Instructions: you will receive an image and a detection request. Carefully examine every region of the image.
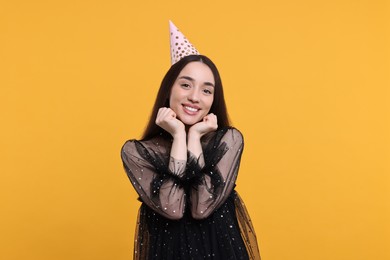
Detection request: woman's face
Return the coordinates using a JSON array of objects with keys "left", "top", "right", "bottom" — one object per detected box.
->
[{"left": 169, "top": 61, "right": 215, "bottom": 126}]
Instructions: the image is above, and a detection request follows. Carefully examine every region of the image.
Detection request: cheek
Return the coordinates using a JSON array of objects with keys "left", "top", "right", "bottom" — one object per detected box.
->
[
  {"left": 169, "top": 87, "right": 182, "bottom": 105},
  {"left": 205, "top": 97, "right": 214, "bottom": 112},
  {"left": 168, "top": 91, "right": 177, "bottom": 107},
  {"left": 169, "top": 93, "right": 182, "bottom": 112}
]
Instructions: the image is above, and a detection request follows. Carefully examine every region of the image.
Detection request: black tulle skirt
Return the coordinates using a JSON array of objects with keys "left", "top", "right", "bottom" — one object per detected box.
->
[{"left": 134, "top": 191, "right": 260, "bottom": 260}]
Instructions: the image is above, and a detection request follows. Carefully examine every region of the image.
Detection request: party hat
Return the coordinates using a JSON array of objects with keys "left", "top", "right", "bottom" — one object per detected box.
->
[{"left": 169, "top": 20, "right": 200, "bottom": 65}]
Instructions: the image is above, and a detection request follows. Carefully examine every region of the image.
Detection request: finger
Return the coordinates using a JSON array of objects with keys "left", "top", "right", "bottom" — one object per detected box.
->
[
  {"left": 157, "top": 107, "right": 169, "bottom": 117},
  {"left": 162, "top": 108, "right": 176, "bottom": 120},
  {"left": 156, "top": 107, "right": 172, "bottom": 124},
  {"left": 156, "top": 108, "right": 165, "bottom": 123},
  {"left": 157, "top": 107, "right": 164, "bottom": 117},
  {"left": 204, "top": 114, "right": 216, "bottom": 122},
  {"left": 211, "top": 114, "right": 218, "bottom": 123},
  {"left": 205, "top": 113, "right": 216, "bottom": 120},
  {"left": 157, "top": 107, "right": 169, "bottom": 120}
]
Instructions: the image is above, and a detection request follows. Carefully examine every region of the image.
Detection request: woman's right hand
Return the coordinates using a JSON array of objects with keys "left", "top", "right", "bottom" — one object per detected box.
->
[{"left": 155, "top": 107, "right": 185, "bottom": 137}]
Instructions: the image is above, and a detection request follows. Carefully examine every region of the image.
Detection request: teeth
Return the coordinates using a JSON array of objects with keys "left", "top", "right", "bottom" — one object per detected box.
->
[{"left": 184, "top": 106, "right": 198, "bottom": 112}]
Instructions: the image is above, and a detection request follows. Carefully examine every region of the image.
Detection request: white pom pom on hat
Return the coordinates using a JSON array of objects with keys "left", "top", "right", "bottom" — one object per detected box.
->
[{"left": 169, "top": 20, "right": 200, "bottom": 65}]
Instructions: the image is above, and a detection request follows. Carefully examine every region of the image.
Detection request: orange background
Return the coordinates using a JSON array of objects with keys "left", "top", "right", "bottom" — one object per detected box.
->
[{"left": 1, "top": 0, "right": 389, "bottom": 259}]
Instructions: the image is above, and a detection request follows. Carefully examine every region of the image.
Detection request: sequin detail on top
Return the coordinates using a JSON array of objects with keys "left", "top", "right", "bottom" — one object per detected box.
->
[
  {"left": 135, "top": 191, "right": 259, "bottom": 259},
  {"left": 121, "top": 127, "right": 261, "bottom": 259},
  {"left": 169, "top": 20, "right": 200, "bottom": 65}
]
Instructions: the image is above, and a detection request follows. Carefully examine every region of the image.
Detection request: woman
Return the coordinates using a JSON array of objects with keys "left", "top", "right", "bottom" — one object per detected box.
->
[{"left": 121, "top": 22, "right": 260, "bottom": 260}]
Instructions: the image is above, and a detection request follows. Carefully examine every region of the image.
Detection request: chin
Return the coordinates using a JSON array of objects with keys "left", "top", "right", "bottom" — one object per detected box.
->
[
  {"left": 181, "top": 120, "right": 199, "bottom": 126},
  {"left": 178, "top": 116, "right": 202, "bottom": 126}
]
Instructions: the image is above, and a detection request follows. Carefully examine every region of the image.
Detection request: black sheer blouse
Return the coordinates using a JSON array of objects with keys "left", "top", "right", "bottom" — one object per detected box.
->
[{"left": 121, "top": 127, "right": 260, "bottom": 259}]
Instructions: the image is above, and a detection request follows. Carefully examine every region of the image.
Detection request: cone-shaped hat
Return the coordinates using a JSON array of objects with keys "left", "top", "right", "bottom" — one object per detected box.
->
[{"left": 169, "top": 21, "right": 200, "bottom": 65}]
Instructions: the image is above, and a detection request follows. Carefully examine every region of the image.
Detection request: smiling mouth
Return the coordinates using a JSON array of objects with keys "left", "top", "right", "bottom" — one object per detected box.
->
[
  {"left": 182, "top": 104, "right": 200, "bottom": 114},
  {"left": 184, "top": 106, "right": 199, "bottom": 112}
]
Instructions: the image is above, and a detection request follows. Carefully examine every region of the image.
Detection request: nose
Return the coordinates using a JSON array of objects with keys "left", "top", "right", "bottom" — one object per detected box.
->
[{"left": 188, "top": 89, "right": 200, "bottom": 103}]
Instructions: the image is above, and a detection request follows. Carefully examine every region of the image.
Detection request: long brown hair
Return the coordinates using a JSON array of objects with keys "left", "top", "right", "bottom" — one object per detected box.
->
[{"left": 142, "top": 55, "right": 230, "bottom": 140}]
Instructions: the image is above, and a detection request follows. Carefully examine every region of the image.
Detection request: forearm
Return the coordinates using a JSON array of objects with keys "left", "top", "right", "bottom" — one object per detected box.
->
[
  {"left": 159, "top": 132, "right": 188, "bottom": 218},
  {"left": 189, "top": 128, "right": 244, "bottom": 219},
  {"left": 158, "top": 179, "right": 186, "bottom": 219},
  {"left": 171, "top": 131, "right": 187, "bottom": 160},
  {"left": 191, "top": 175, "right": 216, "bottom": 219},
  {"left": 169, "top": 131, "right": 187, "bottom": 175},
  {"left": 187, "top": 131, "right": 215, "bottom": 218},
  {"left": 187, "top": 130, "right": 205, "bottom": 167}
]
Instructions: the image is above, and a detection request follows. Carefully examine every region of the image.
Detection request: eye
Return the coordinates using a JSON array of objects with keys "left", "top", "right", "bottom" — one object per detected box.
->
[
  {"left": 181, "top": 83, "right": 191, "bottom": 89},
  {"left": 203, "top": 88, "right": 213, "bottom": 95}
]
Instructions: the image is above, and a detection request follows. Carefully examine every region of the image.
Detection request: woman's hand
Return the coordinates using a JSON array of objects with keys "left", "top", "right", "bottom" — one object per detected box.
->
[
  {"left": 188, "top": 113, "right": 218, "bottom": 139},
  {"left": 155, "top": 107, "right": 185, "bottom": 137}
]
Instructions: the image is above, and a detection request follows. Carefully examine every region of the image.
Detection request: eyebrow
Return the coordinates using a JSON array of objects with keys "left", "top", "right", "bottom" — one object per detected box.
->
[{"left": 178, "top": 76, "right": 215, "bottom": 87}]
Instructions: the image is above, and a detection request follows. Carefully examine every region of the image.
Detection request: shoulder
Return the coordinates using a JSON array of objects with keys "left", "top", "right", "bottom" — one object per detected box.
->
[
  {"left": 121, "top": 139, "right": 140, "bottom": 160},
  {"left": 225, "top": 127, "right": 243, "bottom": 140},
  {"left": 218, "top": 127, "right": 244, "bottom": 145},
  {"left": 202, "top": 127, "right": 244, "bottom": 151},
  {"left": 120, "top": 139, "right": 153, "bottom": 166},
  {"left": 121, "top": 139, "right": 138, "bottom": 153},
  {"left": 121, "top": 136, "right": 171, "bottom": 155}
]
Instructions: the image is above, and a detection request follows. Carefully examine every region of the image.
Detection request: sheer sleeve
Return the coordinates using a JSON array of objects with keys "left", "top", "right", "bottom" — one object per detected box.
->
[
  {"left": 190, "top": 127, "right": 244, "bottom": 219},
  {"left": 121, "top": 139, "right": 186, "bottom": 220}
]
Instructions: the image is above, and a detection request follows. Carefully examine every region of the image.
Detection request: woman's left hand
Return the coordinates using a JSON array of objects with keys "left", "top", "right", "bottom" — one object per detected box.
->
[{"left": 188, "top": 113, "right": 218, "bottom": 138}]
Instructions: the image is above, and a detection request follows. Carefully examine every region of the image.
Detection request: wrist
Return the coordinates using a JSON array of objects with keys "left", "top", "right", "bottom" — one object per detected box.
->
[
  {"left": 172, "top": 129, "right": 186, "bottom": 140},
  {"left": 187, "top": 129, "right": 202, "bottom": 141}
]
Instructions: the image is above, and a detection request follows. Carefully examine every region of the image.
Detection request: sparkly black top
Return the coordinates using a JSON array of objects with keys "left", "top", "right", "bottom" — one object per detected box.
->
[{"left": 121, "top": 127, "right": 260, "bottom": 260}]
